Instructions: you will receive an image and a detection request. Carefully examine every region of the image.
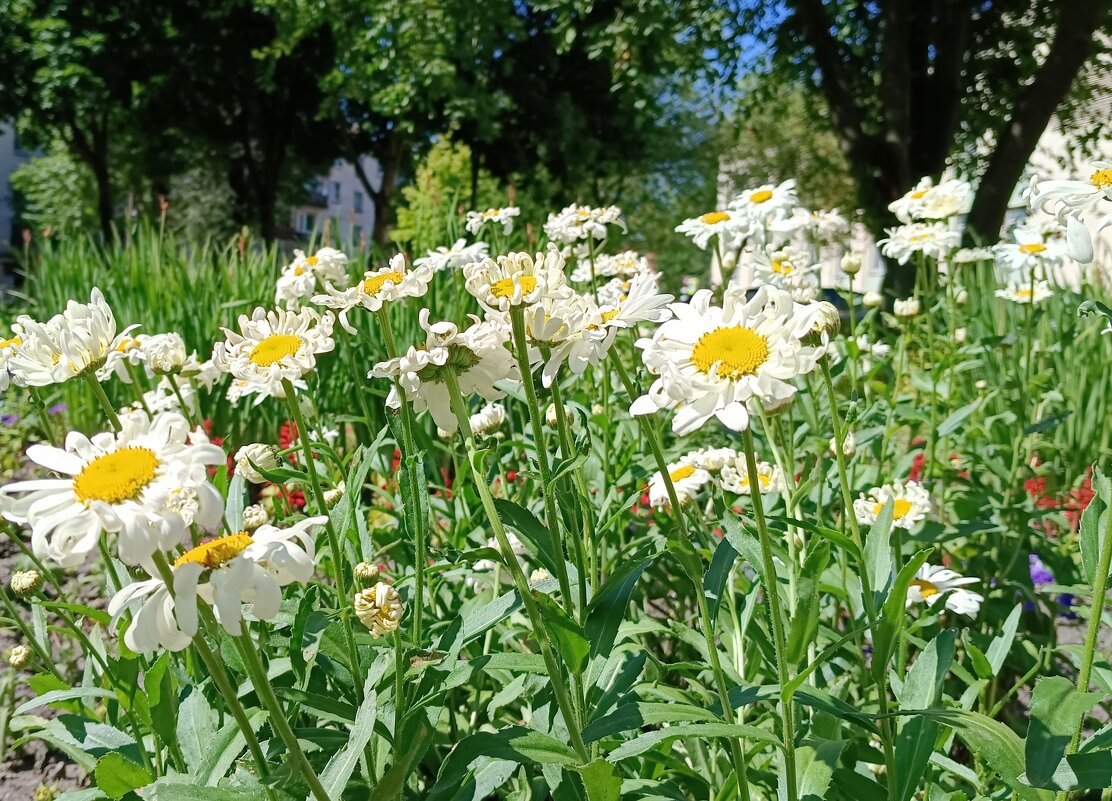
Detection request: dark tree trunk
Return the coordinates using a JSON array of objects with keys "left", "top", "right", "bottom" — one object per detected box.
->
[
  {"left": 91, "top": 151, "right": 114, "bottom": 242},
  {"left": 67, "top": 115, "right": 114, "bottom": 241},
  {"left": 965, "top": 0, "right": 1108, "bottom": 244},
  {"left": 371, "top": 133, "right": 405, "bottom": 246}
]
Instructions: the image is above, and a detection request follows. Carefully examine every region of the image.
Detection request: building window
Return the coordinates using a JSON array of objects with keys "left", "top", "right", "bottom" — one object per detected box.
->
[
  {"left": 354, "top": 191, "right": 364, "bottom": 214},
  {"left": 353, "top": 225, "right": 363, "bottom": 245},
  {"left": 332, "top": 181, "right": 341, "bottom": 203},
  {"left": 297, "top": 212, "right": 316, "bottom": 234}
]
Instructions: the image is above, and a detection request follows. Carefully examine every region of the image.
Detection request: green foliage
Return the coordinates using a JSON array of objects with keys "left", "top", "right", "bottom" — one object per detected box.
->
[{"left": 9, "top": 143, "right": 99, "bottom": 233}]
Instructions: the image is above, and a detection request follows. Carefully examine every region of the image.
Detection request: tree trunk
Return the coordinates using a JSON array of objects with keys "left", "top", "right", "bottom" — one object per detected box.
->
[
  {"left": 91, "top": 152, "right": 114, "bottom": 242},
  {"left": 965, "top": 0, "right": 1108, "bottom": 244},
  {"left": 372, "top": 134, "right": 405, "bottom": 245}
]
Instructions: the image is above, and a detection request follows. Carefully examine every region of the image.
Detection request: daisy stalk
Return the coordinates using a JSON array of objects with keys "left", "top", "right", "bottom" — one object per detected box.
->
[
  {"left": 442, "top": 366, "right": 590, "bottom": 764},
  {"left": 84, "top": 372, "right": 122, "bottom": 432},
  {"left": 818, "top": 358, "right": 898, "bottom": 785},
  {"left": 610, "top": 353, "right": 752, "bottom": 801},
  {"left": 507, "top": 306, "right": 576, "bottom": 614},
  {"left": 280, "top": 377, "right": 364, "bottom": 704}
]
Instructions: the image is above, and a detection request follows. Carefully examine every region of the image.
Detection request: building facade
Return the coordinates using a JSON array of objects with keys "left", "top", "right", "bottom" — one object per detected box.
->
[{"left": 289, "top": 156, "right": 382, "bottom": 248}]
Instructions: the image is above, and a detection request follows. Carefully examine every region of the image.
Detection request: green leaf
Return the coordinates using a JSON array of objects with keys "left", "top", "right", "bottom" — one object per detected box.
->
[
  {"left": 144, "top": 653, "right": 177, "bottom": 753},
  {"left": 797, "top": 739, "right": 845, "bottom": 801},
  {"left": 1024, "top": 676, "right": 1100, "bottom": 787},
  {"left": 176, "top": 687, "right": 216, "bottom": 776},
  {"left": 571, "top": 759, "right": 622, "bottom": 801},
  {"left": 863, "top": 500, "right": 895, "bottom": 595},
  {"left": 37, "top": 601, "right": 112, "bottom": 628},
  {"left": 704, "top": 538, "right": 738, "bottom": 620},
  {"left": 94, "top": 753, "right": 152, "bottom": 799},
  {"left": 920, "top": 709, "right": 1052, "bottom": 801},
  {"left": 936, "top": 400, "right": 980, "bottom": 437},
  {"left": 138, "top": 780, "right": 266, "bottom": 801},
  {"left": 893, "top": 629, "right": 955, "bottom": 801},
  {"left": 722, "top": 516, "right": 764, "bottom": 583},
  {"left": 534, "top": 592, "right": 590, "bottom": 676},
  {"left": 584, "top": 542, "right": 658, "bottom": 662},
  {"left": 493, "top": 498, "right": 561, "bottom": 577},
  {"left": 1080, "top": 469, "right": 1110, "bottom": 585},
  {"left": 1033, "top": 750, "right": 1112, "bottom": 790},
  {"left": 606, "top": 722, "right": 778, "bottom": 761},
  {"left": 987, "top": 604, "right": 1023, "bottom": 674},
  {"left": 874, "top": 549, "right": 931, "bottom": 677},
  {"left": 583, "top": 702, "right": 719, "bottom": 743},
  {"left": 318, "top": 682, "right": 378, "bottom": 801},
  {"left": 787, "top": 541, "right": 829, "bottom": 665},
  {"left": 14, "top": 688, "right": 115, "bottom": 716}
]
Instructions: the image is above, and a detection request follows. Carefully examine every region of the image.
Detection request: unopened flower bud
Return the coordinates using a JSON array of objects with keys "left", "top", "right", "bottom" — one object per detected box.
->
[
  {"left": 324, "top": 481, "right": 345, "bottom": 508},
  {"left": 894, "top": 297, "right": 920, "bottom": 318},
  {"left": 234, "top": 444, "right": 281, "bottom": 484},
  {"left": 955, "top": 287, "right": 969, "bottom": 306},
  {"left": 354, "top": 561, "right": 379, "bottom": 582},
  {"left": 354, "top": 582, "right": 403, "bottom": 637},
  {"left": 242, "top": 504, "right": 268, "bottom": 531},
  {"left": 955, "top": 327, "right": 967, "bottom": 344},
  {"left": 545, "top": 403, "right": 572, "bottom": 427},
  {"left": 975, "top": 379, "right": 988, "bottom": 390},
  {"left": 722, "top": 250, "right": 738, "bottom": 271},
  {"left": 863, "top": 291, "right": 884, "bottom": 309},
  {"left": 8, "top": 644, "right": 32, "bottom": 669},
  {"left": 761, "top": 395, "right": 795, "bottom": 417},
  {"left": 11, "top": 570, "right": 43, "bottom": 597},
  {"left": 840, "top": 252, "right": 862, "bottom": 276},
  {"left": 812, "top": 301, "right": 841, "bottom": 337},
  {"left": 529, "top": 568, "right": 552, "bottom": 584}
]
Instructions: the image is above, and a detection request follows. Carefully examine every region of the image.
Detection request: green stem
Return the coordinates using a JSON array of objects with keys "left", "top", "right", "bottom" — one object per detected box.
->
[
  {"left": 610, "top": 354, "right": 752, "bottom": 801},
  {"left": 444, "top": 368, "right": 589, "bottom": 762},
  {"left": 281, "top": 379, "right": 364, "bottom": 704},
  {"left": 84, "top": 374, "right": 121, "bottom": 432},
  {"left": 27, "top": 387, "right": 56, "bottom": 446},
  {"left": 507, "top": 308, "right": 575, "bottom": 614},
  {"left": 167, "top": 378, "right": 195, "bottom": 429},
  {"left": 548, "top": 375, "right": 593, "bottom": 611},
  {"left": 740, "top": 429, "right": 797, "bottom": 801}
]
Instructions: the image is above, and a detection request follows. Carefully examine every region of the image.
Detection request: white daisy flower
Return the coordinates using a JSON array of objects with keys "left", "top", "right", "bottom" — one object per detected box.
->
[
  {"left": 994, "top": 281, "right": 1054, "bottom": 305},
  {"left": 311, "top": 254, "right": 433, "bottom": 334},
  {"left": 729, "top": 180, "right": 799, "bottom": 224},
  {"left": 369, "top": 310, "right": 518, "bottom": 433},
  {"left": 0, "top": 412, "right": 226, "bottom": 568},
  {"left": 108, "top": 517, "right": 325, "bottom": 652},
  {"left": 752, "top": 245, "right": 820, "bottom": 288},
  {"left": 630, "top": 286, "right": 826, "bottom": 435},
  {"left": 648, "top": 460, "right": 710, "bottom": 506},
  {"left": 212, "top": 306, "right": 335, "bottom": 399},
  {"left": 234, "top": 443, "right": 281, "bottom": 484},
  {"left": 275, "top": 263, "right": 319, "bottom": 309},
  {"left": 9, "top": 288, "right": 137, "bottom": 387},
  {"left": 853, "top": 480, "right": 931, "bottom": 530},
  {"left": 414, "top": 238, "right": 489, "bottom": 272},
  {"left": 275, "top": 249, "right": 349, "bottom": 309},
  {"left": 543, "top": 204, "right": 626, "bottom": 243},
  {"left": 517, "top": 291, "right": 607, "bottom": 388},
  {"left": 906, "top": 563, "right": 983, "bottom": 617},
  {"left": 463, "top": 246, "right": 569, "bottom": 312},
  {"left": 951, "top": 247, "right": 995, "bottom": 264},
  {"left": 994, "top": 226, "right": 1064, "bottom": 279},
  {"left": 687, "top": 447, "right": 738, "bottom": 472},
  {"left": 675, "top": 210, "right": 752, "bottom": 251},
  {"left": 893, "top": 297, "right": 921, "bottom": 318},
  {"left": 1028, "top": 164, "right": 1112, "bottom": 263},
  {"left": 888, "top": 178, "right": 972, "bottom": 224},
  {"left": 0, "top": 330, "right": 23, "bottom": 391},
  {"left": 598, "top": 269, "right": 674, "bottom": 332},
  {"left": 354, "top": 582, "right": 404, "bottom": 637},
  {"left": 878, "top": 222, "right": 960, "bottom": 264},
  {"left": 770, "top": 207, "right": 850, "bottom": 242},
  {"left": 569, "top": 250, "right": 647, "bottom": 283},
  {"left": 718, "top": 457, "right": 783, "bottom": 495},
  {"left": 465, "top": 207, "right": 520, "bottom": 235},
  {"left": 469, "top": 403, "right": 506, "bottom": 436}
]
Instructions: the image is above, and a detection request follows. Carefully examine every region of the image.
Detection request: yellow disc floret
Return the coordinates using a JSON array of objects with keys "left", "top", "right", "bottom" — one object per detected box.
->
[
  {"left": 248, "top": 334, "right": 302, "bottom": 367},
  {"left": 691, "top": 326, "right": 769, "bottom": 379},
  {"left": 174, "top": 532, "right": 254, "bottom": 570},
  {"left": 73, "top": 448, "right": 159, "bottom": 505}
]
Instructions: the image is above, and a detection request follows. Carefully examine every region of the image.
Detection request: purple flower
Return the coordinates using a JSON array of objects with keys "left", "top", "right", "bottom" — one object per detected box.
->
[
  {"left": 48, "top": 403, "right": 67, "bottom": 415},
  {"left": 1029, "top": 553, "right": 1055, "bottom": 586},
  {"left": 1, "top": 414, "right": 19, "bottom": 426}
]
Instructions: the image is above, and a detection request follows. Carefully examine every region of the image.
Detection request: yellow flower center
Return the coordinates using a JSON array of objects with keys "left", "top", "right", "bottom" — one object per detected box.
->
[
  {"left": 174, "top": 532, "right": 253, "bottom": 570},
  {"left": 490, "top": 275, "right": 537, "bottom": 299},
  {"left": 1090, "top": 169, "right": 1112, "bottom": 189},
  {"left": 115, "top": 338, "right": 140, "bottom": 352},
  {"left": 749, "top": 190, "right": 773, "bottom": 204},
  {"left": 771, "top": 260, "right": 793, "bottom": 275},
  {"left": 306, "top": 255, "right": 319, "bottom": 266},
  {"left": 362, "top": 271, "right": 405, "bottom": 295},
  {"left": 910, "top": 578, "right": 940, "bottom": 599},
  {"left": 73, "top": 447, "right": 159, "bottom": 505},
  {"left": 1018, "top": 243, "right": 1047, "bottom": 255},
  {"left": 0, "top": 336, "right": 21, "bottom": 349},
  {"left": 248, "top": 334, "right": 302, "bottom": 367},
  {"left": 483, "top": 208, "right": 501, "bottom": 218},
  {"left": 700, "top": 211, "right": 731, "bottom": 224},
  {"left": 742, "top": 473, "right": 772, "bottom": 490},
  {"left": 293, "top": 266, "right": 304, "bottom": 276},
  {"left": 669, "top": 465, "right": 696, "bottom": 482},
  {"left": 600, "top": 308, "right": 620, "bottom": 323},
  {"left": 910, "top": 189, "right": 930, "bottom": 199},
  {"left": 1016, "top": 288, "right": 1035, "bottom": 300},
  {"left": 691, "top": 326, "right": 769, "bottom": 379},
  {"left": 872, "top": 498, "right": 913, "bottom": 519}
]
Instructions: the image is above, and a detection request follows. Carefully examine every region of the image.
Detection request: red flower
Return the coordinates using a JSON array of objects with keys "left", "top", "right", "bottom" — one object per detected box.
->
[{"left": 506, "top": 470, "right": 518, "bottom": 482}]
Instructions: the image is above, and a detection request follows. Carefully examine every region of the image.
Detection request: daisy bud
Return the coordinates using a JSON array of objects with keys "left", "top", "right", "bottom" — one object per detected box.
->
[
  {"left": 955, "top": 327, "right": 967, "bottom": 344},
  {"left": 828, "top": 432, "right": 856, "bottom": 458},
  {"left": 324, "top": 481, "right": 346, "bottom": 508},
  {"left": 761, "top": 395, "right": 795, "bottom": 417},
  {"left": 955, "top": 287, "right": 969, "bottom": 306},
  {"left": 894, "top": 297, "right": 920, "bottom": 318},
  {"left": 11, "top": 569, "right": 43, "bottom": 597},
  {"left": 354, "top": 582, "right": 404, "bottom": 637},
  {"left": 722, "top": 251, "right": 738, "bottom": 271},
  {"left": 975, "top": 379, "right": 988, "bottom": 390},
  {"left": 811, "top": 301, "right": 841, "bottom": 338},
  {"left": 545, "top": 403, "right": 572, "bottom": 427},
  {"left": 529, "top": 567, "right": 552, "bottom": 584},
  {"left": 242, "top": 503, "right": 268, "bottom": 531},
  {"left": 354, "top": 561, "right": 379, "bottom": 582},
  {"left": 8, "top": 644, "right": 32, "bottom": 669},
  {"left": 840, "top": 252, "right": 862, "bottom": 276},
  {"left": 34, "top": 784, "right": 60, "bottom": 801},
  {"left": 234, "top": 443, "right": 281, "bottom": 484},
  {"left": 863, "top": 291, "right": 884, "bottom": 309}
]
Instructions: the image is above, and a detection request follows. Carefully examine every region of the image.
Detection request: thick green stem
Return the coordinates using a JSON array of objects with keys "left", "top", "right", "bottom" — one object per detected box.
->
[
  {"left": 610, "top": 354, "right": 752, "bottom": 801},
  {"left": 84, "top": 374, "right": 121, "bottom": 432},
  {"left": 443, "top": 368, "right": 589, "bottom": 763},
  {"left": 507, "top": 308, "right": 575, "bottom": 614},
  {"left": 548, "top": 375, "right": 593, "bottom": 611},
  {"left": 281, "top": 379, "right": 364, "bottom": 703}
]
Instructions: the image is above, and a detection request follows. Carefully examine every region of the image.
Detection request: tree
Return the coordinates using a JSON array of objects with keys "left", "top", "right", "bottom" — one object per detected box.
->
[
  {"left": 0, "top": 0, "right": 165, "bottom": 239},
  {"left": 748, "top": 0, "right": 1110, "bottom": 261}
]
